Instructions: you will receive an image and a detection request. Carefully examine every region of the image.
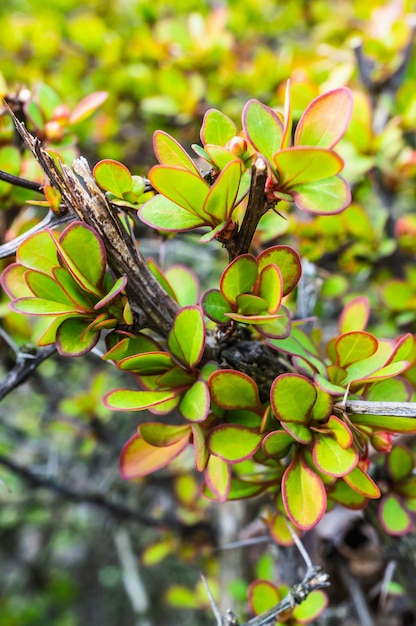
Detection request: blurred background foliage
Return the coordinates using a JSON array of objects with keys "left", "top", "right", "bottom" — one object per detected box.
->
[{"left": 0, "top": 0, "right": 416, "bottom": 624}]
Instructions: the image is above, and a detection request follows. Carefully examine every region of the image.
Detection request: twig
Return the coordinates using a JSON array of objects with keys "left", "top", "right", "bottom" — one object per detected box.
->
[
  {"left": 225, "top": 156, "right": 269, "bottom": 261},
  {"left": 0, "top": 168, "right": 44, "bottom": 193},
  {"left": 0, "top": 210, "right": 73, "bottom": 258},
  {"left": 0, "top": 344, "right": 56, "bottom": 402},
  {"left": 336, "top": 552, "right": 375, "bottom": 626},
  {"left": 341, "top": 400, "right": 416, "bottom": 418},
  {"left": 0, "top": 453, "right": 170, "bottom": 527}
]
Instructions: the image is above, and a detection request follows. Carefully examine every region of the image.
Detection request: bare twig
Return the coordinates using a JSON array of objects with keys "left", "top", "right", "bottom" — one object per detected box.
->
[
  {"left": 0, "top": 344, "right": 56, "bottom": 402},
  {"left": 0, "top": 168, "right": 44, "bottom": 193},
  {"left": 0, "top": 210, "right": 73, "bottom": 259},
  {"left": 342, "top": 400, "right": 416, "bottom": 418}
]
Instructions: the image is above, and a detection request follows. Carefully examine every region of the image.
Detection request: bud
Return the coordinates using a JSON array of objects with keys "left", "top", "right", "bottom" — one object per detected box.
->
[
  {"left": 52, "top": 104, "right": 71, "bottom": 122},
  {"left": 371, "top": 431, "right": 393, "bottom": 453},
  {"left": 44, "top": 120, "right": 64, "bottom": 142},
  {"left": 226, "top": 136, "right": 247, "bottom": 157}
]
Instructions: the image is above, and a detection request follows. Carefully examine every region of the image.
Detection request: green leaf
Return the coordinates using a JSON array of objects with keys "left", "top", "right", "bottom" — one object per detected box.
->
[
  {"left": 24, "top": 270, "right": 78, "bottom": 306},
  {"left": 262, "top": 430, "right": 294, "bottom": 457},
  {"left": 379, "top": 494, "right": 413, "bottom": 535},
  {"left": 1, "top": 263, "right": 34, "bottom": 299},
  {"left": 119, "top": 433, "right": 189, "bottom": 479},
  {"left": 192, "top": 424, "right": 209, "bottom": 472},
  {"left": 208, "top": 425, "right": 262, "bottom": 463},
  {"left": 292, "top": 590, "right": 328, "bottom": 622},
  {"left": 328, "top": 480, "right": 368, "bottom": 509},
  {"left": 256, "top": 309, "right": 292, "bottom": 339},
  {"left": 257, "top": 245, "right": 301, "bottom": 296},
  {"left": 36, "top": 82, "right": 61, "bottom": 119},
  {"left": 168, "top": 305, "right": 205, "bottom": 369},
  {"left": 248, "top": 580, "right": 280, "bottom": 616},
  {"left": 93, "top": 159, "right": 132, "bottom": 197},
  {"left": 139, "top": 423, "right": 191, "bottom": 447},
  {"left": 282, "top": 454, "right": 327, "bottom": 530},
  {"left": 294, "top": 87, "right": 353, "bottom": 148},
  {"left": 226, "top": 478, "right": 267, "bottom": 500},
  {"left": 258, "top": 264, "right": 282, "bottom": 313},
  {"left": 201, "top": 289, "right": 232, "bottom": 323},
  {"left": 335, "top": 331, "right": 378, "bottom": 368},
  {"left": 56, "top": 317, "right": 100, "bottom": 356},
  {"left": 52, "top": 267, "right": 94, "bottom": 310},
  {"left": 69, "top": 91, "right": 108, "bottom": 124},
  {"left": 281, "top": 421, "right": 313, "bottom": 444},
  {"left": 220, "top": 254, "right": 258, "bottom": 306},
  {"left": 56, "top": 221, "right": 106, "bottom": 295},
  {"left": 290, "top": 175, "right": 351, "bottom": 215},
  {"left": 339, "top": 296, "right": 370, "bottom": 333},
  {"left": 118, "top": 351, "right": 173, "bottom": 374},
  {"left": 387, "top": 445, "right": 414, "bottom": 482},
  {"left": 236, "top": 294, "right": 269, "bottom": 316},
  {"left": 0, "top": 146, "right": 20, "bottom": 196},
  {"left": 209, "top": 370, "right": 261, "bottom": 411},
  {"left": 139, "top": 194, "right": 206, "bottom": 232},
  {"left": 104, "top": 388, "right": 178, "bottom": 411},
  {"left": 179, "top": 380, "right": 210, "bottom": 422},
  {"left": 149, "top": 165, "right": 209, "bottom": 218},
  {"left": 153, "top": 130, "right": 200, "bottom": 174},
  {"left": 200, "top": 108, "right": 237, "bottom": 146},
  {"left": 312, "top": 434, "right": 358, "bottom": 477},
  {"left": 343, "top": 466, "right": 381, "bottom": 498},
  {"left": 326, "top": 415, "right": 353, "bottom": 448},
  {"left": 204, "top": 454, "right": 231, "bottom": 501},
  {"left": 164, "top": 265, "right": 199, "bottom": 306},
  {"left": 203, "top": 160, "right": 241, "bottom": 223},
  {"left": 349, "top": 413, "right": 416, "bottom": 434},
  {"left": 94, "top": 275, "right": 127, "bottom": 310},
  {"left": 11, "top": 297, "right": 78, "bottom": 315},
  {"left": 17, "top": 230, "right": 59, "bottom": 274},
  {"left": 204, "top": 145, "right": 238, "bottom": 170},
  {"left": 274, "top": 147, "right": 343, "bottom": 188},
  {"left": 242, "top": 99, "right": 283, "bottom": 164},
  {"left": 271, "top": 373, "right": 317, "bottom": 424}
]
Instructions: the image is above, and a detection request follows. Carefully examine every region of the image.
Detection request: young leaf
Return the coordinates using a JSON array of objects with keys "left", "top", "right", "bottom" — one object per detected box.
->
[
  {"left": 139, "top": 194, "right": 206, "bottom": 232},
  {"left": 179, "top": 380, "right": 210, "bottom": 422},
  {"left": 56, "top": 317, "right": 100, "bottom": 356},
  {"left": 209, "top": 370, "right": 261, "bottom": 411},
  {"left": 338, "top": 296, "right": 370, "bottom": 334},
  {"left": 273, "top": 147, "right": 344, "bottom": 188},
  {"left": 139, "top": 423, "right": 191, "bottom": 447},
  {"left": 290, "top": 175, "right": 351, "bottom": 215},
  {"left": 69, "top": 91, "right": 108, "bottom": 124},
  {"left": 204, "top": 454, "right": 231, "bottom": 502},
  {"left": 379, "top": 494, "right": 414, "bottom": 535},
  {"left": 343, "top": 466, "right": 381, "bottom": 498},
  {"left": 149, "top": 165, "right": 209, "bottom": 218},
  {"left": 257, "top": 245, "right": 302, "bottom": 296},
  {"left": 270, "top": 373, "right": 317, "bottom": 424},
  {"left": 258, "top": 264, "right": 283, "bottom": 313},
  {"left": 153, "top": 130, "right": 200, "bottom": 174},
  {"left": 201, "top": 289, "right": 232, "bottom": 323},
  {"left": 93, "top": 159, "right": 132, "bottom": 196},
  {"left": 294, "top": 87, "right": 353, "bottom": 148},
  {"left": 200, "top": 108, "right": 237, "bottom": 146},
  {"left": 119, "top": 433, "right": 189, "bottom": 479},
  {"left": 203, "top": 159, "right": 242, "bottom": 223},
  {"left": 242, "top": 99, "right": 283, "bottom": 165},
  {"left": 334, "top": 331, "right": 378, "bottom": 368},
  {"left": 220, "top": 254, "right": 258, "bottom": 305},
  {"left": 282, "top": 454, "right": 327, "bottom": 530},
  {"left": 104, "top": 388, "right": 179, "bottom": 411},
  {"left": 208, "top": 425, "right": 262, "bottom": 463},
  {"left": 312, "top": 434, "right": 358, "bottom": 477},
  {"left": 168, "top": 305, "right": 205, "bottom": 369}
]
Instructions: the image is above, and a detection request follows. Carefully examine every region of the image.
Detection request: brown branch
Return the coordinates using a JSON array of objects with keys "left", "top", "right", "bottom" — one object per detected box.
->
[
  {"left": 0, "top": 168, "right": 44, "bottom": 193},
  {"left": 9, "top": 112, "right": 178, "bottom": 337},
  {"left": 225, "top": 156, "right": 269, "bottom": 261}
]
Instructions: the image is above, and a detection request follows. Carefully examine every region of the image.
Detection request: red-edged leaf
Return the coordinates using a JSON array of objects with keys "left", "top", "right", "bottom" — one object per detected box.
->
[
  {"left": 192, "top": 424, "right": 209, "bottom": 471},
  {"left": 93, "top": 159, "right": 132, "bottom": 196},
  {"left": 118, "top": 351, "right": 173, "bottom": 374},
  {"left": 273, "top": 147, "right": 343, "bottom": 188},
  {"left": 282, "top": 454, "right": 327, "bottom": 530},
  {"left": 312, "top": 433, "right": 358, "bottom": 477},
  {"left": 258, "top": 264, "right": 282, "bottom": 313},
  {"left": 339, "top": 296, "right": 370, "bottom": 333},
  {"left": 257, "top": 245, "right": 302, "bottom": 296},
  {"left": 208, "top": 425, "right": 262, "bottom": 463},
  {"left": 69, "top": 91, "right": 108, "bottom": 124},
  {"left": 149, "top": 165, "right": 209, "bottom": 218},
  {"left": 242, "top": 99, "right": 283, "bottom": 165},
  {"left": 290, "top": 175, "right": 351, "bottom": 215},
  {"left": 292, "top": 590, "right": 328, "bottom": 622},
  {"left": 139, "top": 194, "right": 206, "bottom": 232},
  {"left": 201, "top": 289, "right": 232, "bottom": 323},
  {"left": 179, "top": 380, "right": 210, "bottom": 422},
  {"left": 262, "top": 430, "right": 294, "bottom": 457},
  {"left": 139, "top": 422, "right": 191, "bottom": 447},
  {"left": 295, "top": 87, "right": 353, "bottom": 148},
  {"left": 104, "top": 388, "right": 179, "bottom": 411},
  {"left": 220, "top": 254, "right": 258, "bottom": 305},
  {"left": 379, "top": 494, "right": 414, "bottom": 536},
  {"left": 209, "top": 370, "right": 262, "bottom": 411},
  {"left": 153, "top": 129, "right": 200, "bottom": 174},
  {"left": 349, "top": 413, "right": 416, "bottom": 434},
  {"left": 168, "top": 305, "right": 205, "bottom": 369},
  {"left": 56, "top": 317, "right": 100, "bottom": 356},
  {"left": 387, "top": 445, "right": 414, "bottom": 482},
  {"left": 119, "top": 433, "right": 189, "bottom": 479},
  {"left": 343, "top": 466, "right": 381, "bottom": 498},
  {"left": 16, "top": 230, "right": 59, "bottom": 274},
  {"left": 335, "top": 331, "right": 378, "bottom": 368},
  {"left": 200, "top": 108, "right": 237, "bottom": 146},
  {"left": 204, "top": 454, "right": 231, "bottom": 502},
  {"left": 1, "top": 264, "right": 33, "bottom": 299},
  {"left": 270, "top": 373, "right": 317, "bottom": 424},
  {"left": 203, "top": 160, "right": 241, "bottom": 223},
  {"left": 248, "top": 580, "right": 280, "bottom": 616}
]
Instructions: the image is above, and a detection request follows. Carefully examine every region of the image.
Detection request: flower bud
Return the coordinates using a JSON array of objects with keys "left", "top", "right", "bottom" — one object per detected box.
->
[
  {"left": 371, "top": 431, "right": 392, "bottom": 453},
  {"left": 226, "top": 136, "right": 247, "bottom": 157}
]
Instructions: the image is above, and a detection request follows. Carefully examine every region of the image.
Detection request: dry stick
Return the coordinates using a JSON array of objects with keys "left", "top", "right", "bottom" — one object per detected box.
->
[
  {"left": 10, "top": 113, "right": 178, "bottom": 337},
  {"left": 342, "top": 400, "right": 416, "bottom": 418}
]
